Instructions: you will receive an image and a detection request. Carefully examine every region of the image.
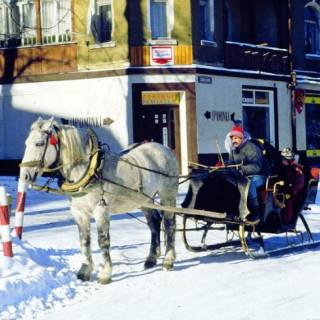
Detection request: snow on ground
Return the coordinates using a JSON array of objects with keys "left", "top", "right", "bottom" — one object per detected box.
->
[{"left": 1, "top": 176, "right": 320, "bottom": 320}]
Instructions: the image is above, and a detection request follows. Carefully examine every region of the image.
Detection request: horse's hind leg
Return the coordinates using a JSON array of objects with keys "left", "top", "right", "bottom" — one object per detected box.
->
[
  {"left": 144, "top": 209, "right": 162, "bottom": 269},
  {"left": 71, "top": 206, "right": 93, "bottom": 281},
  {"left": 162, "top": 207, "right": 176, "bottom": 270},
  {"left": 160, "top": 192, "right": 177, "bottom": 270},
  {"left": 94, "top": 204, "right": 112, "bottom": 284}
]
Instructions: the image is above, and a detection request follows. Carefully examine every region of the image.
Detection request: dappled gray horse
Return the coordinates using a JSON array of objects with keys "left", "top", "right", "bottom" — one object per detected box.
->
[{"left": 19, "top": 118, "right": 179, "bottom": 284}]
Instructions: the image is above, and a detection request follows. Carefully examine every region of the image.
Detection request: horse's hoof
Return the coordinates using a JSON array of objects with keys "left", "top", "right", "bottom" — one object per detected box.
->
[
  {"left": 98, "top": 277, "right": 112, "bottom": 285},
  {"left": 77, "top": 264, "right": 93, "bottom": 281},
  {"left": 162, "top": 261, "right": 174, "bottom": 271},
  {"left": 144, "top": 258, "right": 157, "bottom": 269},
  {"left": 77, "top": 272, "right": 91, "bottom": 281}
]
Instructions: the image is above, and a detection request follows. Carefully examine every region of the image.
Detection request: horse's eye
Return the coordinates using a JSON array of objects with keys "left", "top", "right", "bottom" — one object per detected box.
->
[{"left": 35, "top": 141, "right": 45, "bottom": 147}]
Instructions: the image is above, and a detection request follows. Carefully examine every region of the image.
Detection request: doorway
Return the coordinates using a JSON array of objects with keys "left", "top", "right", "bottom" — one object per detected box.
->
[
  {"left": 136, "top": 105, "right": 181, "bottom": 170},
  {"left": 132, "top": 83, "right": 197, "bottom": 174}
]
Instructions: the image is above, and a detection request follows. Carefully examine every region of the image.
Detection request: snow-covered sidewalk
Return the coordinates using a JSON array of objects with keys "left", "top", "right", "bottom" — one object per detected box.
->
[{"left": 1, "top": 176, "right": 320, "bottom": 320}]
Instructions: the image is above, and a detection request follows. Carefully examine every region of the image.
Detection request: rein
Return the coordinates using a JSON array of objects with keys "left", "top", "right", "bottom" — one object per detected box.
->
[{"left": 25, "top": 124, "right": 244, "bottom": 197}]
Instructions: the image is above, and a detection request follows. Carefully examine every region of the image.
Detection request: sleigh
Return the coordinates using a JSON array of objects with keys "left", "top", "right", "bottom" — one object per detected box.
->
[
  {"left": 176, "top": 167, "right": 318, "bottom": 258},
  {"left": 21, "top": 120, "right": 319, "bottom": 267}
]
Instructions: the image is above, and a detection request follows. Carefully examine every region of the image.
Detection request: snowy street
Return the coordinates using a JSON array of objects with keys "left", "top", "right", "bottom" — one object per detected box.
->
[{"left": 1, "top": 176, "right": 320, "bottom": 320}]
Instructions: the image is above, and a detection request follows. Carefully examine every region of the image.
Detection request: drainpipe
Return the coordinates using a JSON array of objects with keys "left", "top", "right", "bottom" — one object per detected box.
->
[
  {"left": 287, "top": 0, "right": 297, "bottom": 152},
  {"left": 35, "top": 0, "right": 42, "bottom": 44}
]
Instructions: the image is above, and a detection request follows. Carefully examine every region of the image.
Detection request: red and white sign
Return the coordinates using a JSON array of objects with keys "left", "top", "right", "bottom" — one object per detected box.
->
[
  {"left": 150, "top": 46, "right": 174, "bottom": 66},
  {"left": 294, "top": 89, "right": 304, "bottom": 114}
]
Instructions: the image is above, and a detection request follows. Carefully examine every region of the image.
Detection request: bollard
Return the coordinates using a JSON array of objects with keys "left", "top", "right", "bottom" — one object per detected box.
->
[
  {"left": 0, "top": 186, "right": 13, "bottom": 257},
  {"left": 15, "top": 179, "right": 28, "bottom": 239}
]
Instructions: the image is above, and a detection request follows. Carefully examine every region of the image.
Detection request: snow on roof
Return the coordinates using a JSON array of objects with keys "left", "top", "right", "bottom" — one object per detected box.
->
[{"left": 225, "top": 41, "right": 289, "bottom": 52}]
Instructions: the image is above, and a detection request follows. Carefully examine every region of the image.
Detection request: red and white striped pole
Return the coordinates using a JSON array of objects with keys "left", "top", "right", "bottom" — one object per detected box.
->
[
  {"left": 15, "top": 179, "right": 28, "bottom": 239},
  {"left": 0, "top": 186, "right": 13, "bottom": 257}
]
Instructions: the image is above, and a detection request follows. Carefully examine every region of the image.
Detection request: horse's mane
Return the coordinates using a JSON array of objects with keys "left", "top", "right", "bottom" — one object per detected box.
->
[{"left": 59, "top": 125, "right": 88, "bottom": 165}]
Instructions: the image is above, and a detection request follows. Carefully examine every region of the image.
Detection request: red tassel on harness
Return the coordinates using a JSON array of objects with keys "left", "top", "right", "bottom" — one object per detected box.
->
[{"left": 49, "top": 133, "right": 58, "bottom": 145}]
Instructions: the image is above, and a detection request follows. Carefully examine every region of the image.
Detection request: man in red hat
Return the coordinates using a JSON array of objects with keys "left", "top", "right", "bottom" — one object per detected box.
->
[{"left": 228, "top": 125, "right": 268, "bottom": 224}]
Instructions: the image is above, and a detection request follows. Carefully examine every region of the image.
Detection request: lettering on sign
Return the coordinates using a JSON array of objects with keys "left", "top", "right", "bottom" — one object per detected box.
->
[
  {"left": 198, "top": 76, "right": 212, "bottom": 84},
  {"left": 204, "top": 110, "right": 230, "bottom": 121},
  {"left": 61, "top": 117, "right": 114, "bottom": 128},
  {"left": 142, "top": 92, "right": 180, "bottom": 105},
  {"left": 150, "top": 46, "right": 173, "bottom": 66}
]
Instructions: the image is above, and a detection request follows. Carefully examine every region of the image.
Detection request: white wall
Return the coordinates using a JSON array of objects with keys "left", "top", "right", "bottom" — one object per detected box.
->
[
  {"left": 0, "top": 75, "right": 131, "bottom": 159},
  {"left": 196, "top": 75, "right": 292, "bottom": 154}
]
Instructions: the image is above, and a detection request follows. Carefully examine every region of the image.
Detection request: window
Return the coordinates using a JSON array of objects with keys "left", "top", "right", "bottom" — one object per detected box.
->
[
  {"left": 304, "top": 4, "right": 320, "bottom": 55},
  {"left": 91, "top": 0, "right": 113, "bottom": 43},
  {"left": 199, "top": 0, "right": 215, "bottom": 43},
  {"left": 242, "top": 90, "right": 274, "bottom": 144},
  {"left": 41, "top": 0, "right": 72, "bottom": 44},
  {"left": 0, "top": 0, "right": 36, "bottom": 48},
  {"left": 150, "top": 0, "right": 168, "bottom": 39}
]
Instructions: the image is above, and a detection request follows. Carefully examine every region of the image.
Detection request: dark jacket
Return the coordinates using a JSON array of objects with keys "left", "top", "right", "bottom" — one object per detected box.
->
[
  {"left": 229, "top": 140, "right": 267, "bottom": 176},
  {"left": 279, "top": 163, "right": 305, "bottom": 197}
]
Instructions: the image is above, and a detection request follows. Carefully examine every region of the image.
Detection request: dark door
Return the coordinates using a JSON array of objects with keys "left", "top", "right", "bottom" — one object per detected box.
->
[{"left": 137, "top": 106, "right": 181, "bottom": 170}]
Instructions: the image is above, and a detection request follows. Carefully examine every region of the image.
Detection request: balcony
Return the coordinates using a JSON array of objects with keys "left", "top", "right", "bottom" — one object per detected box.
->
[{"left": 224, "top": 41, "right": 290, "bottom": 74}]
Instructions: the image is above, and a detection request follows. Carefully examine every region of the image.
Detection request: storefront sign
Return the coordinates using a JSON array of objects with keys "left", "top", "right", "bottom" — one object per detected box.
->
[
  {"left": 307, "top": 149, "right": 320, "bottom": 157},
  {"left": 294, "top": 89, "right": 305, "bottom": 113},
  {"left": 150, "top": 46, "right": 174, "bottom": 66},
  {"left": 142, "top": 91, "right": 180, "bottom": 105},
  {"left": 305, "top": 96, "right": 320, "bottom": 104}
]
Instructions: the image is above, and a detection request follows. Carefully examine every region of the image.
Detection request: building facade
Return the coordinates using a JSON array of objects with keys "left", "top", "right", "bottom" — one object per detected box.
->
[{"left": 0, "top": 0, "right": 319, "bottom": 174}]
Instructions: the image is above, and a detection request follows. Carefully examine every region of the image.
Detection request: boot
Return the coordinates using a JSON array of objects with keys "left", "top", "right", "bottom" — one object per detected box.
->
[{"left": 246, "top": 204, "right": 261, "bottom": 225}]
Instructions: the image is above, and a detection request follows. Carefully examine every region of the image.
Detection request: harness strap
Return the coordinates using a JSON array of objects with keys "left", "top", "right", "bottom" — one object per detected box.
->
[{"left": 19, "top": 160, "right": 42, "bottom": 168}]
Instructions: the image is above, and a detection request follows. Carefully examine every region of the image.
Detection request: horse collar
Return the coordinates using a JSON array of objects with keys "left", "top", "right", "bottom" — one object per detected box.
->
[{"left": 59, "top": 128, "right": 102, "bottom": 194}]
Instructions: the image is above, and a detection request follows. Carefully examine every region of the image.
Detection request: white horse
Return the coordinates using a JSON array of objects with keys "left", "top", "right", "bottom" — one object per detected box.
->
[{"left": 19, "top": 118, "right": 179, "bottom": 284}]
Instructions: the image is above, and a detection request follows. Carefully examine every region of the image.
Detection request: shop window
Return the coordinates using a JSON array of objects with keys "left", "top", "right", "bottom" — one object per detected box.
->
[
  {"left": 41, "top": 0, "right": 72, "bottom": 44},
  {"left": 0, "top": 0, "right": 36, "bottom": 48},
  {"left": 90, "top": 0, "right": 113, "bottom": 43},
  {"left": 304, "top": 4, "right": 320, "bottom": 55},
  {"left": 242, "top": 90, "right": 272, "bottom": 142},
  {"left": 199, "top": 0, "right": 215, "bottom": 44},
  {"left": 150, "top": 0, "right": 168, "bottom": 39},
  {"left": 305, "top": 96, "right": 320, "bottom": 156}
]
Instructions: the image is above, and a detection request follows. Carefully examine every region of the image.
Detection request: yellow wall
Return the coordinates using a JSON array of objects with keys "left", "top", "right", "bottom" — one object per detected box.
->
[{"left": 74, "top": 0, "right": 129, "bottom": 70}]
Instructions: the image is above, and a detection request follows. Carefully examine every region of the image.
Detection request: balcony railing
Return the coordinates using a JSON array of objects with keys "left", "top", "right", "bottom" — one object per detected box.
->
[{"left": 224, "top": 41, "right": 290, "bottom": 74}]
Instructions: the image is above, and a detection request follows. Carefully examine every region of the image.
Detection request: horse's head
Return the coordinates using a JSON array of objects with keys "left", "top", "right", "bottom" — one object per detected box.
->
[{"left": 20, "top": 117, "right": 60, "bottom": 184}]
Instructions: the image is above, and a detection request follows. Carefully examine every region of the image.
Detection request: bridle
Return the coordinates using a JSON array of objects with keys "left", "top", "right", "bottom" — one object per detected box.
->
[{"left": 19, "top": 127, "right": 62, "bottom": 176}]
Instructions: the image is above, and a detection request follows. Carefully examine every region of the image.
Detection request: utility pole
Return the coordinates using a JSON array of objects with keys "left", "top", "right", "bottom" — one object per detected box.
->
[{"left": 287, "top": 0, "right": 297, "bottom": 152}]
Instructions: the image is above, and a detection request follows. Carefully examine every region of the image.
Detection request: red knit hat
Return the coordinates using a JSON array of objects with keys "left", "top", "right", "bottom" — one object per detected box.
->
[{"left": 229, "top": 126, "right": 244, "bottom": 138}]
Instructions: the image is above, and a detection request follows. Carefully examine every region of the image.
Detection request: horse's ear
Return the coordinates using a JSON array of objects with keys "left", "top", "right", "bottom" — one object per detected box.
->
[
  {"left": 48, "top": 117, "right": 55, "bottom": 126},
  {"left": 49, "top": 132, "right": 58, "bottom": 145}
]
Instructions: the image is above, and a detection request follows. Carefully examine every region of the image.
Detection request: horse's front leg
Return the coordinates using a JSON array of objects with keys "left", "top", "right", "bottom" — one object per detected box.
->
[
  {"left": 143, "top": 209, "right": 162, "bottom": 269},
  {"left": 71, "top": 206, "right": 93, "bottom": 281},
  {"left": 94, "top": 203, "right": 112, "bottom": 284}
]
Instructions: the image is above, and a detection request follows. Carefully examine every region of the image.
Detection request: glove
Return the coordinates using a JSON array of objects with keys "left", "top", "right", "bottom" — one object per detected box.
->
[
  {"left": 285, "top": 193, "right": 291, "bottom": 200},
  {"left": 214, "top": 160, "right": 223, "bottom": 167}
]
